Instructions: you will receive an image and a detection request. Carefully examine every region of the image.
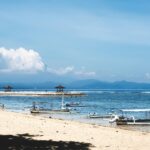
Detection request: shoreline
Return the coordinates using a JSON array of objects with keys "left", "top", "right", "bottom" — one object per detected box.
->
[
  {"left": 0, "top": 109, "right": 150, "bottom": 149},
  {"left": 9, "top": 109, "right": 150, "bottom": 134}
]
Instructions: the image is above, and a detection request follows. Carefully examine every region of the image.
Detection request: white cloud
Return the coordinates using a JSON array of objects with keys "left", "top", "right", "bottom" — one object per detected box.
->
[
  {"left": 47, "top": 66, "right": 74, "bottom": 75},
  {"left": 47, "top": 66, "right": 96, "bottom": 77},
  {"left": 75, "top": 71, "right": 96, "bottom": 76},
  {"left": 0, "top": 47, "right": 45, "bottom": 73},
  {"left": 0, "top": 47, "right": 96, "bottom": 78}
]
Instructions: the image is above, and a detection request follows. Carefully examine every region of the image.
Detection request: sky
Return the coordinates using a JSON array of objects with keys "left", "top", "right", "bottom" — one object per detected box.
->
[{"left": 0, "top": 0, "right": 150, "bottom": 83}]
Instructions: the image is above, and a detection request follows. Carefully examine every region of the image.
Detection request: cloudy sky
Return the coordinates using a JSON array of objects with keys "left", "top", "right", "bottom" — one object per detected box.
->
[{"left": 0, "top": 0, "right": 150, "bottom": 83}]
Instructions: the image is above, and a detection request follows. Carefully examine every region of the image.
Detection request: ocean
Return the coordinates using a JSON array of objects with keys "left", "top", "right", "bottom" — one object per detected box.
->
[{"left": 1, "top": 89, "right": 150, "bottom": 132}]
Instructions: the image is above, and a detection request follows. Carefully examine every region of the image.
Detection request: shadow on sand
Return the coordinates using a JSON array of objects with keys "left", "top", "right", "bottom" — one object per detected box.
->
[{"left": 0, "top": 133, "right": 93, "bottom": 150}]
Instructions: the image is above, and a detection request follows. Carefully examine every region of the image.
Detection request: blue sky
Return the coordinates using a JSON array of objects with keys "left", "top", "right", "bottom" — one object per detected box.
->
[{"left": 0, "top": 0, "right": 150, "bottom": 83}]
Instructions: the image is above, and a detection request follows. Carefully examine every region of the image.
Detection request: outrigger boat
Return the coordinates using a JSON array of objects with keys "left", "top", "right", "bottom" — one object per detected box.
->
[
  {"left": 65, "top": 102, "right": 86, "bottom": 107},
  {"left": 109, "top": 109, "right": 150, "bottom": 125},
  {"left": 65, "top": 102, "right": 80, "bottom": 107},
  {"left": 30, "top": 94, "right": 70, "bottom": 113},
  {"left": 30, "top": 101, "right": 53, "bottom": 113},
  {"left": 88, "top": 112, "right": 114, "bottom": 119}
]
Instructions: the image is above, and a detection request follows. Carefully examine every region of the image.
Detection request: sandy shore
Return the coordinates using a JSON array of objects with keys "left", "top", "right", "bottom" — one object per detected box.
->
[{"left": 0, "top": 110, "right": 150, "bottom": 150}]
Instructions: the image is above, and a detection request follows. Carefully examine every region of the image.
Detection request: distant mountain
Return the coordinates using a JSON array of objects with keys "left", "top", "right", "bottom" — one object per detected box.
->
[
  {"left": 1, "top": 80, "right": 150, "bottom": 90},
  {"left": 67, "top": 80, "right": 150, "bottom": 89},
  {"left": 67, "top": 79, "right": 110, "bottom": 89}
]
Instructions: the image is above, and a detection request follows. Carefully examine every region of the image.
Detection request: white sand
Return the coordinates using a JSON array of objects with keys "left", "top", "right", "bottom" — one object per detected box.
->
[{"left": 0, "top": 110, "right": 150, "bottom": 150}]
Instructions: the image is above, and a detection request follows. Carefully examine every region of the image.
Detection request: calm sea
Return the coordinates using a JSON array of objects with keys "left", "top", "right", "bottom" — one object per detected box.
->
[{"left": 1, "top": 89, "right": 150, "bottom": 132}]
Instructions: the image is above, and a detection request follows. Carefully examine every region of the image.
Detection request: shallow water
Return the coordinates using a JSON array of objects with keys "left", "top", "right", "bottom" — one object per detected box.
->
[{"left": 1, "top": 89, "right": 150, "bottom": 132}]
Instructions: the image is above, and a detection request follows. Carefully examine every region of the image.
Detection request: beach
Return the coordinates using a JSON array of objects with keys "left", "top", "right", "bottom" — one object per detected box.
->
[{"left": 0, "top": 110, "right": 149, "bottom": 150}]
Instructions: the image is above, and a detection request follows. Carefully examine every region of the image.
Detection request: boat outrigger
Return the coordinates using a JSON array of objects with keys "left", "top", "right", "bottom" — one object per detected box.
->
[
  {"left": 30, "top": 93, "right": 70, "bottom": 113},
  {"left": 109, "top": 109, "right": 150, "bottom": 125},
  {"left": 88, "top": 112, "right": 114, "bottom": 119}
]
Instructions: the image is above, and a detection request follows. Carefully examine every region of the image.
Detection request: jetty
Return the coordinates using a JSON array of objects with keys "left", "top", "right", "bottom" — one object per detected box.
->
[
  {"left": 0, "top": 84, "right": 85, "bottom": 97},
  {"left": 0, "top": 91, "right": 85, "bottom": 97}
]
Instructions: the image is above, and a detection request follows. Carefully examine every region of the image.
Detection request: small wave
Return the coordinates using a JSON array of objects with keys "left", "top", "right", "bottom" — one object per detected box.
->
[
  {"left": 77, "top": 91, "right": 116, "bottom": 94},
  {"left": 74, "top": 91, "right": 103, "bottom": 94},
  {"left": 141, "top": 91, "right": 150, "bottom": 94}
]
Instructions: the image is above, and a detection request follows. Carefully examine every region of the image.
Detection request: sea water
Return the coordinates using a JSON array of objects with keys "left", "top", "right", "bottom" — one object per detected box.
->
[{"left": 1, "top": 89, "right": 150, "bottom": 132}]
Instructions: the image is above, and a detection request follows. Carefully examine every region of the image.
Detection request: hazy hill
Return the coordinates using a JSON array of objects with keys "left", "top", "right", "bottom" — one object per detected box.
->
[
  {"left": 68, "top": 80, "right": 150, "bottom": 89},
  {"left": 1, "top": 80, "right": 150, "bottom": 90}
]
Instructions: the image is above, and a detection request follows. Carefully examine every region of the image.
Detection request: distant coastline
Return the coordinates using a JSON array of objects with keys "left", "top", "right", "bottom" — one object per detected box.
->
[{"left": 1, "top": 80, "right": 150, "bottom": 90}]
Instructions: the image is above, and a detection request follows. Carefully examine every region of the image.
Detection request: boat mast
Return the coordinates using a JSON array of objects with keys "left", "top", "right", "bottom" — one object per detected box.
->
[{"left": 61, "top": 92, "right": 65, "bottom": 109}]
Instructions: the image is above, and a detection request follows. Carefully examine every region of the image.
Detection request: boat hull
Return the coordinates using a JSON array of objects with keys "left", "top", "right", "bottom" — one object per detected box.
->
[
  {"left": 89, "top": 115, "right": 113, "bottom": 119},
  {"left": 116, "top": 119, "right": 150, "bottom": 125},
  {"left": 30, "top": 109, "right": 70, "bottom": 114}
]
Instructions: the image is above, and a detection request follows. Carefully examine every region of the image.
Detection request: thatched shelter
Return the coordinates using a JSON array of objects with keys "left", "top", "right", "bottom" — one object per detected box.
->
[
  {"left": 55, "top": 85, "right": 65, "bottom": 92},
  {"left": 3, "top": 85, "right": 13, "bottom": 92}
]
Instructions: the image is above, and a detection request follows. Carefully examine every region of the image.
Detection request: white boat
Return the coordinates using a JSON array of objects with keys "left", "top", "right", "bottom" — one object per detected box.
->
[{"left": 109, "top": 109, "right": 150, "bottom": 125}]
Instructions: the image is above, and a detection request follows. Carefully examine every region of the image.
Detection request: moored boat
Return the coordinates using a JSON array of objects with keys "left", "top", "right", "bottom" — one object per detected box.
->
[
  {"left": 30, "top": 93, "right": 70, "bottom": 114},
  {"left": 109, "top": 109, "right": 150, "bottom": 125},
  {"left": 88, "top": 112, "right": 114, "bottom": 119}
]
